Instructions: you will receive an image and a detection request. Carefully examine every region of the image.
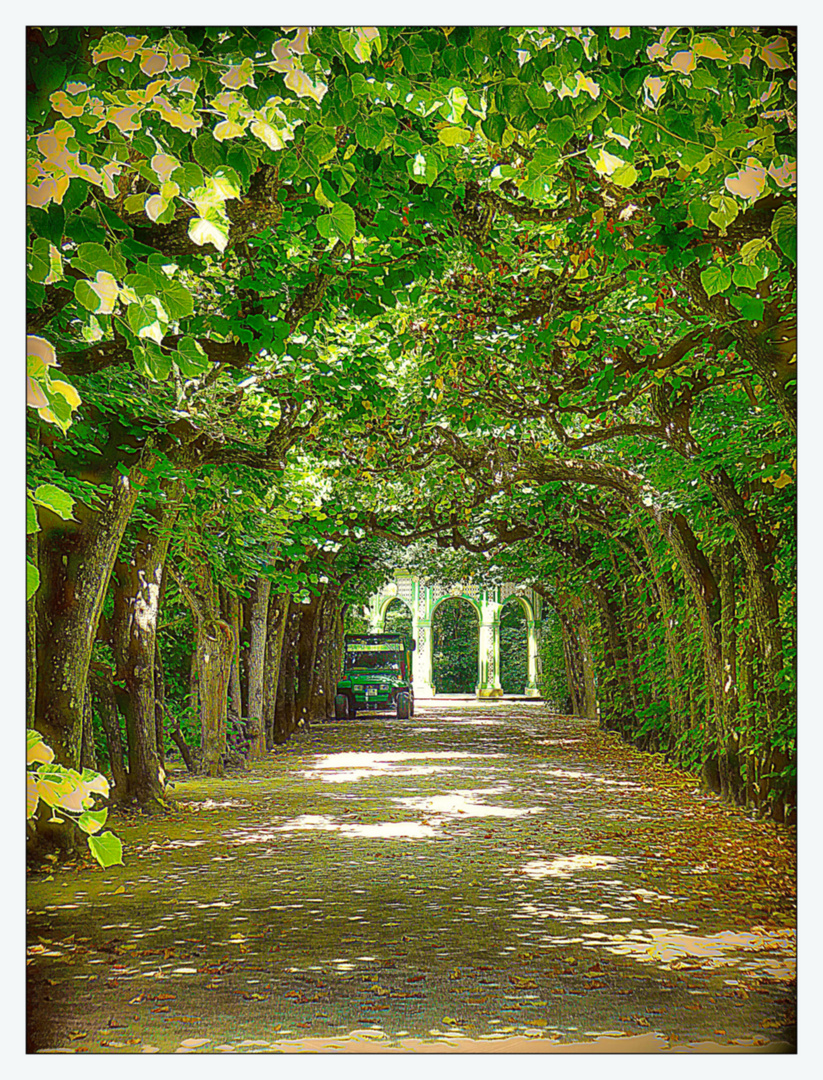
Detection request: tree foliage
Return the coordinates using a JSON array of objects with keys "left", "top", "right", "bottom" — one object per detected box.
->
[{"left": 26, "top": 25, "right": 796, "bottom": 829}]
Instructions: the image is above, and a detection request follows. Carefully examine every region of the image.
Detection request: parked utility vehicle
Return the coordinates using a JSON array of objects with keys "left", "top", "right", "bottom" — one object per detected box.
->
[{"left": 335, "top": 633, "right": 415, "bottom": 720}]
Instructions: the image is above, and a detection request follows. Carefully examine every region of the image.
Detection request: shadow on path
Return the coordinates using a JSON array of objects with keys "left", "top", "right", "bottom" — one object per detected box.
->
[{"left": 27, "top": 702, "right": 796, "bottom": 1053}]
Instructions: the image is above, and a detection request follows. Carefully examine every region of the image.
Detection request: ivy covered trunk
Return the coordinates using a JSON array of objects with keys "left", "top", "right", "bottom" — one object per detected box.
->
[{"left": 34, "top": 459, "right": 153, "bottom": 767}]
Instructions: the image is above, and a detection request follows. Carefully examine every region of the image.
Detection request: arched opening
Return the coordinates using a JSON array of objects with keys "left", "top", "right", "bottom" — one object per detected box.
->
[
  {"left": 500, "top": 599, "right": 528, "bottom": 695},
  {"left": 432, "top": 597, "right": 479, "bottom": 694},
  {"left": 383, "top": 597, "right": 413, "bottom": 638}
]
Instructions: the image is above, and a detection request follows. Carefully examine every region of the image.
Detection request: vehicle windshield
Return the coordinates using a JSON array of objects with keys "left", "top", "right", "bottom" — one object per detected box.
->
[{"left": 345, "top": 650, "right": 402, "bottom": 672}]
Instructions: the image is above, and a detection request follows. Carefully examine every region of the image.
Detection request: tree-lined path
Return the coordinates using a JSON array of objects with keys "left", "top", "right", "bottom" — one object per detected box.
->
[{"left": 27, "top": 702, "right": 795, "bottom": 1054}]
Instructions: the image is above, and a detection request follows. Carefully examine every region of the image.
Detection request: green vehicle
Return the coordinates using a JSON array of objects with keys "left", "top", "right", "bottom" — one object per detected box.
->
[{"left": 335, "top": 633, "right": 416, "bottom": 720}]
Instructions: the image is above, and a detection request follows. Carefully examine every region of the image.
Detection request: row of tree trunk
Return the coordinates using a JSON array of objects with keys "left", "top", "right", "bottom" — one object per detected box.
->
[{"left": 538, "top": 511, "right": 794, "bottom": 825}]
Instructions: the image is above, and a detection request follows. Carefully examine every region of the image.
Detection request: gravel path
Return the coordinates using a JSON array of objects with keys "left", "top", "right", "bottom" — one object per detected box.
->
[{"left": 26, "top": 701, "right": 796, "bottom": 1054}]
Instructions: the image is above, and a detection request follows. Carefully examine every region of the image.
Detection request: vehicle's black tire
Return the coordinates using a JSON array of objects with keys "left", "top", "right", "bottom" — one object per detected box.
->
[
  {"left": 396, "top": 691, "right": 411, "bottom": 720},
  {"left": 334, "top": 693, "right": 349, "bottom": 721},
  {"left": 410, "top": 695, "right": 415, "bottom": 717}
]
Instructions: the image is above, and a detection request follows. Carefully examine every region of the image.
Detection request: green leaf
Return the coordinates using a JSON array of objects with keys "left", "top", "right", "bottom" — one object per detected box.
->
[
  {"left": 176, "top": 336, "right": 210, "bottom": 377},
  {"left": 437, "top": 126, "right": 472, "bottom": 146},
  {"left": 77, "top": 809, "right": 108, "bottom": 835},
  {"left": 700, "top": 264, "right": 732, "bottom": 298},
  {"left": 708, "top": 195, "right": 739, "bottom": 236},
  {"left": 731, "top": 294, "right": 765, "bottom": 322},
  {"left": 27, "top": 560, "right": 40, "bottom": 601},
  {"left": 611, "top": 162, "right": 638, "bottom": 187},
  {"left": 28, "top": 238, "right": 52, "bottom": 283},
  {"left": 33, "top": 483, "right": 77, "bottom": 521},
  {"left": 732, "top": 263, "right": 766, "bottom": 289},
  {"left": 771, "top": 205, "right": 796, "bottom": 265},
  {"left": 27, "top": 497, "right": 40, "bottom": 535},
  {"left": 133, "top": 341, "right": 172, "bottom": 381},
  {"left": 87, "top": 830, "right": 124, "bottom": 868},
  {"left": 518, "top": 146, "right": 560, "bottom": 201},
  {"left": 316, "top": 202, "right": 356, "bottom": 245}
]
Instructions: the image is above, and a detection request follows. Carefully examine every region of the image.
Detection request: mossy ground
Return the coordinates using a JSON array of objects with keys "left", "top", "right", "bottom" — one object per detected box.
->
[{"left": 26, "top": 702, "right": 795, "bottom": 1054}]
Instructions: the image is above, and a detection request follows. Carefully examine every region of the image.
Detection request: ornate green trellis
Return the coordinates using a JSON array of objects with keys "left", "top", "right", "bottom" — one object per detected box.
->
[{"left": 365, "top": 572, "right": 542, "bottom": 698}]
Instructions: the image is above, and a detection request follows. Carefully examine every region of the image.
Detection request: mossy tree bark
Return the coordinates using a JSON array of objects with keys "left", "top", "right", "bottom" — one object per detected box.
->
[
  {"left": 247, "top": 575, "right": 272, "bottom": 759},
  {"left": 34, "top": 453, "right": 156, "bottom": 767},
  {"left": 168, "top": 548, "right": 233, "bottom": 778},
  {"left": 274, "top": 605, "right": 300, "bottom": 743},
  {"left": 111, "top": 479, "right": 182, "bottom": 806},
  {"left": 263, "top": 592, "right": 289, "bottom": 749}
]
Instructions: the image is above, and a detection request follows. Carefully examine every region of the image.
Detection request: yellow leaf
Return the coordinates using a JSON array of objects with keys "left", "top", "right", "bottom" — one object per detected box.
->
[
  {"left": 594, "top": 148, "right": 625, "bottom": 177},
  {"left": 220, "top": 59, "right": 256, "bottom": 90},
  {"left": 27, "top": 336, "right": 58, "bottom": 368},
  {"left": 140, "top": 51, "right": 168, "bottom": 76},
  {"left": 188, "top": 218, "right": 228, "bottom": 253},
  {"left": 27, "top": 775, "right": 39, "bottom": 818},
  {"left": 250, "top": 119, "right": 290, "bottom": 152},
  {"left": 670, "top": 50, "right": 696, "bottom": 74},
  {"left": 693, "top": 37, "right": 728, "bottom": 61},
  {"left": 761, "top": 38, "right": 790, "bottom": 71},
  {"left": 772, "top": 471, "right": 793, "bottom": 489},
  {"left": 643, "top": 76, "right": 667, "bottom": 107},
  {"left": 214, "top": 119, "right": 247, "bottom": 142},
  {"left": 609, "top": 27, "right": 630, "bottom": 40},
  {"left": 50, "top": 380, "right": 82, "bottom": 409},
  {"left": 284, "top": 68, "right": 327, "bottom": 103},
  {"left": 114, "top": 885, "right": 126, "bottom": 894},
  {"left": 109, "top": 105, "right": 143, "bottom": 134},
  {"left": 724, "top": 158, "right": 767, "bottom": 201},
  {"left": 151, "top": 153, "right": 179, "bottom": 183}
]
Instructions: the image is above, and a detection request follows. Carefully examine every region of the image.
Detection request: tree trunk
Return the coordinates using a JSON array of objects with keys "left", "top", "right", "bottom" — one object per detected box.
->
[
  {"left": 294, "top": 593, "right": 323, "bottom": 726},
  {"left": 80, "top": 682, "right": 98, "bottom": 771},
  {"left": 198, "top": 617, "right": 233, "bottom": 776},
  {"left": 154, "top": 631, "right": 167, "bottom": 773},
  {"left": 88, "top": 662, "right": 128, "bottom": 800},
  {"left": 247, "top": 576, "right": 272, "bottom": 758},
  {"left": 111, "top": 479, "right": 182, "bottom": 806},
  {"left": 27, "top": 533, "right": 37, "bottom": 730},
  {"left": 263, "top": 592, "right": 289, "bottom": 748},
  {"left": 227, "top": 591, "right": 244, "bottom": 721},
  {"left": 34, "top": 455, "right": 156, "bottom": 767},
  {"left": 274, "top": 605, "right": 300, "bottom": 743}
]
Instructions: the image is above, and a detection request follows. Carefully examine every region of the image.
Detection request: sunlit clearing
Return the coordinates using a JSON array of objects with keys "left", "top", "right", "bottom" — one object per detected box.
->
[
  {"left": 303, "top": 764, "right": 465, "bottom": 783},
  {"left": 272, "top": 814, "right": 438, "bottom": 840},
  {"left": 521, "top": 855, "right": 619, "bottom": 879},
  {"left": 311, "top": 751, "right": 499, "bottom": 769},
  {"left": 602, "top": 926, "right": 796, "bottom": 981},
  {"left": 398, "top": 792, "right": 543, "bottom": 819}
]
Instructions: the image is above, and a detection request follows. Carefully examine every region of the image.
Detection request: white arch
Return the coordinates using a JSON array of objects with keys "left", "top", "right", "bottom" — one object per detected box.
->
[{"left": 378, "top": 594, "right": 414, "bottom": 629}]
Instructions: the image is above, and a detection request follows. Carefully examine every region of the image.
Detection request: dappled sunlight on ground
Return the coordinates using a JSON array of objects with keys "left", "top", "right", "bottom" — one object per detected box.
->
[
  {"left": 601, "top": 926, "right": 797, "bottom": 982},
  {"left": 397, "top": 789, "right": 542, "bottom": 819},
  {"left": 27, "top": 703, "right": 795, "bottom": 1054},
  {"left": 518, "top": 854, "right": 620, "bottom": 879}
]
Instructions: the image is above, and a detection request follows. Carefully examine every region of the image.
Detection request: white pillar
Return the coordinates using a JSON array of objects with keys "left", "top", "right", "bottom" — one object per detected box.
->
[
  {"left": 477, "top": 598, "right": 503, "bottom": 698},
  {"left": 525, "top": 619, "right": 541, "bottom": 697},
  {"left": 413, "top": 621, "right": 434, "bottom": 697}
]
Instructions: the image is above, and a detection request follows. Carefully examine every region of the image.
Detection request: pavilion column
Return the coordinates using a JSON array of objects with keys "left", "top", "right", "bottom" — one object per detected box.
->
[
  {"left": 413, "top": 621, "right": 434, "bottom": 697},
  {"left": 525, "top": 619, "right": 541, "bottom": 697},
  {"left": 477, "top": 600, "right": 503, "bottom": 698}
]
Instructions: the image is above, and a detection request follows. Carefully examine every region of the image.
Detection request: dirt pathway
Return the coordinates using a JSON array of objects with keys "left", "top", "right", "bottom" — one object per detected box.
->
[{"left": 26, "top": 702, "right": 796, "bottom": 1054}]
